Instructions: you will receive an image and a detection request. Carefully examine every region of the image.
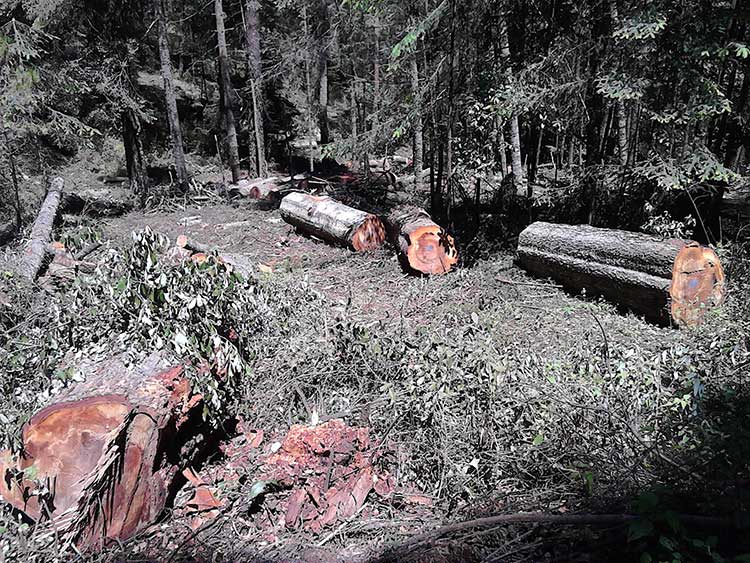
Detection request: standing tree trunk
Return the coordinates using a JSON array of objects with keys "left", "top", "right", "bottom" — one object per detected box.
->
[
  {"left": 243, "top": 0, "right": 267, "bottom": 178},
  {"left": 303, "top": 6, "right": 314, "bottom": 172},
  {"left": 411, "top": 52, "right": 424, "bottom": 193},
  {"left": 154, "top": 0, "right": 189, "bottom": 192},
  {"left": 215, "top": 0, "right": 241, "bottom": 184},
  {"left": 316, "top": 0, "right": 330, "bottom": 145},
  {"left": 499, "top": 16, "right": 524, "bottom": 190},
  {"left": 122, "top": 108, "right": 149, "bottom": 207},
  {"left": 610, "top": 2, "right": 629, "bottom": 166}
]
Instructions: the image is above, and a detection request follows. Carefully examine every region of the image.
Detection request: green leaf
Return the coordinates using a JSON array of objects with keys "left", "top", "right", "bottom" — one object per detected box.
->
[
  {"left": 628, "top": 518, "right": 655, "bottom": 542},
  {"left": 532, "top": 433, "right": 544, "bottom": 446}
]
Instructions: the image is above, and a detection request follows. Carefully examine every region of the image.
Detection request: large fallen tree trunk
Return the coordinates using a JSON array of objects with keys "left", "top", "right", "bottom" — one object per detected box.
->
[
  {"left": 0, "top": 352, "right": 210, "bottom": 550},
  {"left": 721, "top": 185, "right": 750, "bottom": 222},
  {"left": 516, "top": 222, "right": 725, "bottom": 326},
  {"left": 386, "top": 205, "right": 458, "bottom": 275},
  {"left": 280, "top": 192, "right": 386, "bottom": 251},
  {"left": 16, "top": 177, "right": 64, "bottom": 281}
]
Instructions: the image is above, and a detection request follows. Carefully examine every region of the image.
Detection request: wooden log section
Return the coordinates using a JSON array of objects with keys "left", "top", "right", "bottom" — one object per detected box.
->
[
  {"left": 16, "top": 177, "right": 64, "bottom": 280},
  {"left": 0, "top": 352, "right": 209, "bottom": 549},
  {"left": 387, "top": 205, "right": 458, "bottom": 275},
  {"left": 279, "top": 192, "right": 386, "bottom": 251},
  {"left": 516, "top": 222, "right": 725, "bottom": 326}
]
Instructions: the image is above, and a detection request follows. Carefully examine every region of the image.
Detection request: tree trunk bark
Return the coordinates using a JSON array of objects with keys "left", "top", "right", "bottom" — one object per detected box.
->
[
  {"left": 122, "top": 108, "right": 149, "bottom": 206},
  {"left": 155, "top": 0, "right": 189, "bottom": 192},
  {"left": 215, "top": 0, "right": 241, "bottom": 184},
  {"left": 16, "top": 177, "right": 63, "bottom": 281},
  {"left": 316, "top": 0, "right": 330, "bottom": 145},
  {"left": 517, "top": 221, "right": 725, "bottom": 326},
  {"left": 243, "top": 0, "right": 267, "bottom": 178},
  {"left": 411, "top": 53, "right": 424, "bottom": 193},
  {"left": 499, "top": 16, "right": 524, "bottom": 188},
  {"left": 279, "top": 192, "right": 386, "bottom": 251},
  {"left": 0, "top": 352, "right": 213, "bottom": 550},
  {"left": 386, "top": 205, "right": 458, "bottom": 275}
]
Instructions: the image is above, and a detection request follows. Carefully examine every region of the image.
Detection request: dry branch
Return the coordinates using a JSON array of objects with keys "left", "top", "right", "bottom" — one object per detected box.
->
[
  {"left": 516, "top": 222, "right": 725, "bottom": 326},
  {"left": 386, "top": 205, "right": 458, "bottom": 275},
  {"left": 16, "top": 177, "right": 64, "bottom": 281},
  {"left": 280, "top": 192, "right": 386, "bottom": 251}
]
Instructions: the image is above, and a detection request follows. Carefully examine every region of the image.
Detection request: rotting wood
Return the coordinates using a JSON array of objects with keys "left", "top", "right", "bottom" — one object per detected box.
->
[
  {"left": 0, "top": 352, "right": 213, "bottom": 550},
  {"left": 16, "top": 177, "right": 64, "bottom": 281},
  {"left": 516, "top": 221, "right": 725, "bottom": 326},
  {"left": 279, "top": 192, "right": 386, "bottom": 251},
  {"left": 386, "top": 205, "right": 458, "bottom": 275}
]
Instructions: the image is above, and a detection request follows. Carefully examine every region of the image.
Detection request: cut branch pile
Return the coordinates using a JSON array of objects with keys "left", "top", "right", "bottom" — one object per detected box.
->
[
  {"left": 517, "top": 221, "right": 725, "bottom": 326},
  {"left": 280, "top": 192, "right": 386, "bottom": 251},
  {"left": 238, "top": 420, "right": 397, "bottom": 534},
  {"left": 386, "top": 205, "right": 458, "bottom": 275},
  {"left": 0, "top": 352, "right": 210, "bottom": 550}
]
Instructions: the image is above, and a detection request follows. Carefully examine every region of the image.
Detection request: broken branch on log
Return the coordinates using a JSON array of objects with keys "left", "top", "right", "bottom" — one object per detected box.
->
[
  {"left": 386, "top": 205, "right": 458, "bottom": 275},
  {"left": 279, "top": 192, "right": 386, "bottom": 251},
  {"left": 516, "top": 222, "right": 725, "bottom": 326},
  {"left": 16, "top": 177, "right": 64, "bottom": 281}
]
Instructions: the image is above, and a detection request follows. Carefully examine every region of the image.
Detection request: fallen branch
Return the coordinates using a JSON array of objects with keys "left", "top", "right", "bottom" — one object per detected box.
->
[
  {"left": 374, "top": 511, "right": 732, "bottom": 561},
  {"left": 16, "top": 177, "right": 64, "bottom": 281}
]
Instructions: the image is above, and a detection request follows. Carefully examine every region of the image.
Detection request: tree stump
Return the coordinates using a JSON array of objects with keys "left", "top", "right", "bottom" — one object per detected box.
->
[
  {"left": 516, "top": 221, "right": 725, "bottom": 326},
  {"left": 279, "top": 192, "right": 386, "bottom": 251},
  {"left": 0, "top": 352, "right": 209, "bottom": 550},
  {"left": 386, "top": 205, "right": 458, "bottom": 275}
]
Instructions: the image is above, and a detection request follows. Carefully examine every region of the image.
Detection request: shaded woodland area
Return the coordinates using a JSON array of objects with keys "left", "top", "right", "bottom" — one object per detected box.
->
[{"left": 1, "top": 0, "right": 750, "bottom": 561}]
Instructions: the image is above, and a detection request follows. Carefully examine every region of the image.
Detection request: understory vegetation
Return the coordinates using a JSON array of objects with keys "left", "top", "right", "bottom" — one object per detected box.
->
[{"left": 1, "top": 229, "right": 748, "bottom": 561}]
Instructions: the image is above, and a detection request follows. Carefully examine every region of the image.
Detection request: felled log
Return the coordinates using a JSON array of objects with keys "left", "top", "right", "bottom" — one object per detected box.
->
[
  {"left": 0, "top": 220, "right": 16, "bottom": 246},
  {"left": 721, "top": 185, "right": 750, "bottom": 222},
  {"left": 386, "top": 205, "right": 458, "bottom": 275},
  {"left": 396, "top": 168, "right": 431, "bottom": 190},
  {"left": 280, "top": 192, "right": 386, "bottom": 251},
  {"left": 0, "top": 352, "right": 210, "bottom": 550},
  {"left": 174, "top": 234, "right": 254, "bottom": 278},
  {"left": 61, "top": 187, "right": 135, "bottom": 217},
  {"left": 16, "top": 177, "right": 64, "bottom": 281},
  {"left": 516, "top": 222, "right": 725, "bottom": 326}
]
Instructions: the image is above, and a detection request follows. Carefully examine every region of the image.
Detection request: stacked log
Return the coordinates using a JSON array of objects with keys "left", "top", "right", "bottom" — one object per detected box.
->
[
  {"left": 386, "top": 205, "right": 458, "bottom": 275},
  {"left": 280, "top": 192, "right": 386, "bottom": 251},
  {"left": 0, "top": 352, "right": 210, "bottom": 550},
  {"left": 16, "top": 177, "right": 64, "bottom": 281},
  {"left": 516, "top": 221, "right": 725, "bottom": 326}
]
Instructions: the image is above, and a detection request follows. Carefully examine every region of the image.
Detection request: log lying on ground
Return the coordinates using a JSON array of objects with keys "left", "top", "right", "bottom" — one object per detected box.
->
[
  {"left": 0, "top": 352, "right": 209, "bottom": 550},
  {"left": 280, "top": 192, "right": 386, "bottom": 251},
  {"left": 396, "top": 167, "right": 431, "bottom": 190},
  {"left": 0, "top": 220, "right": 16, "bottom": 246},
  {"left": 386, "top": 205, "right": 458, "bottom": 275},
  {"left": 721, "top": 185, "right": 750, "bottom": 222},
  {"left": 61, "top": 187, "right": 135, "bottom": 217},
  {"left": 174, "top": 234, "right": 255, "bottom": 278},
  {"left": 16, "top": 177, "right": 64, "bottom": 280},
  {"left": 516, "top": 222, "right": 725, "bottom": 326}
]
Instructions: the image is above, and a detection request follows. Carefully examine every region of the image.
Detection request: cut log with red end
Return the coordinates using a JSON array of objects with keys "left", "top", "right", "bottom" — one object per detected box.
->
[
  {"left": 670, "top": 244, "right": 725, "bottom": 327},
  {"left": 386, "top": 205, "right": 458, "bottom": 275},
  {"left": 516, "top": 221, "right": 726, "bottom": 326},
  {"left": 0, "top": 352, "right": 208, "bottom": 550},
  {"left": 279, "top": 192, "right": 386, "bottom": 251}
]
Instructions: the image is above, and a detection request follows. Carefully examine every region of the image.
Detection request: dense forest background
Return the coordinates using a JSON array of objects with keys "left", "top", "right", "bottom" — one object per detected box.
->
[{"left": 2, "top": 0, "right": 749, "bottom": 239}]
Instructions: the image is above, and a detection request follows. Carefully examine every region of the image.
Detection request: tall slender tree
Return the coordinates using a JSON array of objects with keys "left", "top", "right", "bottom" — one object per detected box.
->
[
  {"left": 154, "top": 0, "right": 189, "bottom": 192},
  {"left": 243, "top": 0, "right": 267, "bottom": 177},
  {"left": 215, "top": 0, "right": 241, "bottom": 183}
]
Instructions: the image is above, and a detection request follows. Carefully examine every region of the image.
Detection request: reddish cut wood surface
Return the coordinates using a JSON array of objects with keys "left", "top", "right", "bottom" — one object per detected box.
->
[
  {"left": 670, "top": 244, "right": 726, "bottom": 327},
  {"left": 407, "top": 225, "right": 458, "bottom": 274}
]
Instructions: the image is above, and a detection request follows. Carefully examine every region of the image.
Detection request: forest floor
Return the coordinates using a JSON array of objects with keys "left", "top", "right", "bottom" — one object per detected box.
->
[{"left": 2, "top": 155, "right": 748, "bottom": 563}]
